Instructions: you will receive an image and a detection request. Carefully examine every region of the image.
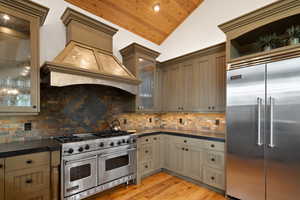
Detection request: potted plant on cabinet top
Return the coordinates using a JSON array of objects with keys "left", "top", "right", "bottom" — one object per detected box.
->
[
  {"left": 286, "top": 25, "right": 300, "bottom": 45},
  {"left": 257, "top": 33, "right": 279, "bottom": 52}
]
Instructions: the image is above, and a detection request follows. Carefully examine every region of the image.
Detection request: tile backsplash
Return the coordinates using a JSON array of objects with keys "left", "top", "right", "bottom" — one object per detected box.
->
[{"left": 116, "top": 112, "right": 226, "bottom": 133}]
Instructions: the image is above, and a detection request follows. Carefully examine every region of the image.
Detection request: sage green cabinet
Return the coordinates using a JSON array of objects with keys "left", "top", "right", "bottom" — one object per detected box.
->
[
  {"left": 0, "top": 1, "right": 48, "bottom": 114},
  {"left": 120, "top": 43, "right": 160, "bottom": 112},
  {"left": 161, "top": 44, "right": 226, "bottom": 112},
  {"left": 0, "top": 159, "right": 4, "bottom": 200}
]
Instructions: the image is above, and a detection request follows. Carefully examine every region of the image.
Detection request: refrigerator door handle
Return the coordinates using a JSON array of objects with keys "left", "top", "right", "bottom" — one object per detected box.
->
[
  {"left": 269, "top": 96, "right": 275, "bottom": 148},
  {"left": 257, "top": 97, "right": 263, "bottom": 146}
]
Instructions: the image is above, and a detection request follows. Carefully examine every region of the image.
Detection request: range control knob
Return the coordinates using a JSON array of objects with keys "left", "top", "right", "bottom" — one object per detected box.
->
[
  {"left": 68, "top": 148, "right": 74, "bottom": 154},
  {"left": 126, "top": 139, "right": 130, "bottom": 144},
  {"left": 99, "top": 142, "right": 104, "bottom": 147},
  {"left": 78, "top": 147, "right": 84, "bottom": 152},
  {"left": 122, "top": 139, "right": 126, "bottom": 143},
  {"left": 110, "top": 142, "right": 114, "bottom": 146},
  {"left": 117, "top": 141, "right": 122, "bottom": 145},
  {"left": 85, "top": 145, "right": 90, "bottom": 150}
]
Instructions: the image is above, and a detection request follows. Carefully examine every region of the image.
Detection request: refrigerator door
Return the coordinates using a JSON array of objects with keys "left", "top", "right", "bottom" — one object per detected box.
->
[
  {"left": 266, "top": 58, "right": 300, "bottom": 200},
  {"left": 227, "top": 65, "right": 266, "bottom": 200}
]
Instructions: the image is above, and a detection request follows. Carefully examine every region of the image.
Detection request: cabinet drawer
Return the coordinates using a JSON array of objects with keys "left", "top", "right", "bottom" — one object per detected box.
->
[
  {"left": 140, "top": 160, "right": 152, "bottom": 175},
  {"left": 140, "top": 144, "right": 153, "bottom": 161},
  {"left": 203, "top": 141, "right": 224, "bottom": 152},
  {"left": 203, "top": 166, "right": 224, "bottom": 190},
  {"left": 139, "top": 136, "right": 152, "bottom": 144},
  {"left": 5, "top": 165, "right": 50, "bottom": 199},
  {"left": 6, "top": 152, "right": 50, "bottom": 172},
  {"left": 8, "top": 189, "right": 49, "bottom": 200},
  {"left": 204, "top": 151, "right": 224, "bottom": 170}
]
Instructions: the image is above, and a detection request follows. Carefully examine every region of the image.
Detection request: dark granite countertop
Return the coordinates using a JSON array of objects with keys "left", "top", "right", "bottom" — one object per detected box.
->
[
  {"left": 134, "top": 129, "right": 225, "bottom": 142},
  {"left": 0, "top": 139, "right": 61, "bottom": 158}
]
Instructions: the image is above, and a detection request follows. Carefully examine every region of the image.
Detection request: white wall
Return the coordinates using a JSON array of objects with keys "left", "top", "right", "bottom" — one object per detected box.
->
[
  {"left": 31, "top": 0, "right": 161, "bottom": 64},
  {"left": 158, "top": 0, "right": 278, "bottom": 61}
]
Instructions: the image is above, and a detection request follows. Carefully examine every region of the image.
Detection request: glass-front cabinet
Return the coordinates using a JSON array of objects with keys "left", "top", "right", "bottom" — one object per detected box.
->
[
  {"left": 0, "top": 1, "right": 48, "bottom": 114},
  {"left": 120, "top": 43, "right": 160, "bottom": 112}
]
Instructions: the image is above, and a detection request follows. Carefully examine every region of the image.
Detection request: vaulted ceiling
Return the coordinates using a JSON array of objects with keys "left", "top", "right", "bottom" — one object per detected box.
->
[{"left": 65, "top": 0, "right": 204, "bottom": 44}]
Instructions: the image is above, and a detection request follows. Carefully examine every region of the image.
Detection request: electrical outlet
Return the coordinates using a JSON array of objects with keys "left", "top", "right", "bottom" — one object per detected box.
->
[
  {"left": 149, "top": 118, "right": 152, "bottom": 123},
  {"left": 123, "top": 119, "right": 127, "bottom": 124},
  {"left": 24, "top": 122, "right": 32, "bottom": 131},
  {"left": 215, "top": 119, "right": 220, "bottom": 125},
  {"left": 179, "top": 118, "right": 183, "bottom": 124}
]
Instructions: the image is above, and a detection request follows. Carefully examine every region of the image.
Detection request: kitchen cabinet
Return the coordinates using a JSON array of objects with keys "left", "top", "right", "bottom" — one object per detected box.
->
[
  {"left": 0, "top": 150, "right": 60, "bottom": 200},
  {"left": 120, "top": 43, "right": 160, "bottom": 112},
  {"left": 161, "top": 44, "right": 226, "bottom": 112},
  {"left": 0, "top": 1, "right": 48, "bottom": 115},
  {"left": 138, "top": 133, "right": 225, "bottom": 190},
  {"left": 0, "top": 159, "right": 4, "bottom": 200}
]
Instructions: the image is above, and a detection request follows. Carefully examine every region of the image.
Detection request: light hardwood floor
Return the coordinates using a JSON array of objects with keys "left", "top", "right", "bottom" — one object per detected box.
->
[{"left": 87, "top": 172, "right": 226, "bottom": 200}]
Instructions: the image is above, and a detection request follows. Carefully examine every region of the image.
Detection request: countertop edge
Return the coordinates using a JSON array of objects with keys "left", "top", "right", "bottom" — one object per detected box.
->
[{"left": 137, "top": 131, "right": 225, "bottom": 142}]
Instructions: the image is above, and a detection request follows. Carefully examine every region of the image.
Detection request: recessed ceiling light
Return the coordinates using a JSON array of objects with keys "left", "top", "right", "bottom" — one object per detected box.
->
[
  {"left": 153, "top": 3, "right": 160, "bottom": 12},
  {"left": 138, "top": 58, "right": 144, "bottom": 62},
  {"left": 3, "top": 14, "right": 10, "bottom": 20}
]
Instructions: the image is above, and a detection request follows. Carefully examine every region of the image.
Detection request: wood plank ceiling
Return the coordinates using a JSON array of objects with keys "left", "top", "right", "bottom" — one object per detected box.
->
[{"left": 64, "top": 0, "right": 204, "bottom": 44}]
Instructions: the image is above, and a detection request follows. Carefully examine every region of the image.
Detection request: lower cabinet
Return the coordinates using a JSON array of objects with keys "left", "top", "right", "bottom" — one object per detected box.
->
[
  {"left": 138, "top": 134, "right": 225, "bottom": 190},
  {"left": 1, "top": 151, "right": 60, "bottom": 200},
  {"left": 0, "top": 159, "right": 4, "bottom": 200}
]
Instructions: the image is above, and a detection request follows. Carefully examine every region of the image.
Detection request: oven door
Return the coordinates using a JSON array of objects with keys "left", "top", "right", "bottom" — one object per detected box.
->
[
  {"left": 99, "top": 147, "right": 136, "bottom": 185},
  {"left": 64, "top": 155, "right": 97, "bottom": 197}
]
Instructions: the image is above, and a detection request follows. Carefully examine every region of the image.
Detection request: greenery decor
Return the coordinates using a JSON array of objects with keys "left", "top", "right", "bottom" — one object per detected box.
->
[{"left": 257, "top": 33, "right": 280, "bottom": 51}]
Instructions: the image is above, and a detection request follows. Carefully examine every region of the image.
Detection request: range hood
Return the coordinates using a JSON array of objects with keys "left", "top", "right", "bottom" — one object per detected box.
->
[{"left": 41, "top": 8, "right": 140, "bottom": 95}]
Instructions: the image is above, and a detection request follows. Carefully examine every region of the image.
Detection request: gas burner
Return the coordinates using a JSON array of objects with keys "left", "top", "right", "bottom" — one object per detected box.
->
[
  {"left": 93, "top": 130, "right": 130, "bottom": 138},
  {"left": 54, "top": 135, "right": 84, "bottom": 143}
]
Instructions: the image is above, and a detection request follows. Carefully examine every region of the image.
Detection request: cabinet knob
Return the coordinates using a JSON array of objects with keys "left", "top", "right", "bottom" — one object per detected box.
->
[
  {"left": 26, "top": 179, "right": 33, "bottom": 184},
  {"left": 146, "top": 139, "right": 149, "bottom": 142},
  {"left": 145, "top": 150, "right": 148, "bottom": 153},
  {"left": 154, "top": 137, "right": 157, "bottom": 140},
  {"left": 182, "top": 148, "right": 185, "bottom": 151},
  {"left": 184, "top": 140, "right": 187, "bottom": 143},
  {"left": 26, "top": 160, "right": 33, "bottom": 164},
  {"left": 185, "top": 148, "right": 189, "bottom": 151},
  {"left": 212, "top": 106, "right": 215, "bottom": 110},
  {"left": 210, "top": 144, "right": 215, "bottom": 148},
  {"left": 0, "top": 164, "right": 3, "bottom": 169},
  {"left": 208, "top": 106, "right": 211, "bottom": 110},
  {"left": 145, "top": 165, "right": 148, "bottom": 169},
  {"left": 33, "top": 105, "right": 37, "bottom": 109},
  {"left": 211, "top": 177, "right": 215, "bottom": 180},
  {"left": 211, "top": 158, "right": 215, "bottom": 162}
]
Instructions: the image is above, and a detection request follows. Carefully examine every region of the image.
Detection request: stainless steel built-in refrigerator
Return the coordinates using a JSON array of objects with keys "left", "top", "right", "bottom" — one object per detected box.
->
[{"left": 226, "top": 57, "right": 300, "bottom": 200}]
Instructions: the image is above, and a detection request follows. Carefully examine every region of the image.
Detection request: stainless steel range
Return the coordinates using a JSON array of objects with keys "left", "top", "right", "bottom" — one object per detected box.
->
[{"left": 55, "top": 131, "right": 137, "bottom": 200}]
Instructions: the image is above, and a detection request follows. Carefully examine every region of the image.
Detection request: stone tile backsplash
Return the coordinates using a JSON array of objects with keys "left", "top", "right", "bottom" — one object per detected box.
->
[{"left": 116, "top": 113, "right": 226, "bottom": 133}]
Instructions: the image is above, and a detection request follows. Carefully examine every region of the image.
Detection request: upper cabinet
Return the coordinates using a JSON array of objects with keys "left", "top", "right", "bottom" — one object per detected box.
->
[
  {"left": 120, "top": 43, "right": 160, "bottom": 112},
  {"left": 0, "top": 0, "right": 48, "bottom": 114},
  {"left": 219, "top": 0, "right": 300, "bottom": 69},
  {"left": 160, "top": 44, "right": 226, "bottom": 113}
]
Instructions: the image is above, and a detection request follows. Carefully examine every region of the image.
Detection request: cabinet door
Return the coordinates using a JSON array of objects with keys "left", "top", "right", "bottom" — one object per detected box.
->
[
  {"left": 0, "top": 6, "right": 40, "bottom": 113},
  {"left": 184, "top": 144, "right": 203, "bottom": 181},
  {"left": 136, "top": 57, "right": 156, "bottom": 111},
  {"left": 194, "top": 56, "right": 211, "bottom": 111},
  {"left": 181, "top": 60, "right": 197, "bottom": 111},
  {"left": 209, "top": 53, "right": 226, "bottom": 112},
  {"left": 152, "top": 135, "right": 161, "bottom": 170},
  {"left": 170, "top": 142, "right": 185, "bottom": 174},
  {"left": 5, "top": 166, "right": 50, "bottom": 200},
  {"left": 0, "top": 159, "right": 4, "bottom": 200},
  {"left": 203, "top": 166, "right": 225, "bottom": 190}
]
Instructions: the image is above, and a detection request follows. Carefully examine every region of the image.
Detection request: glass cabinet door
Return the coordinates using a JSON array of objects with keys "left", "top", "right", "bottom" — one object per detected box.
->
[
  {"left": 0, "top": 8, "right": 38, "bottom": 113},
  {"left": 137, "top": 57, "right": 155, "bottom": 110}
]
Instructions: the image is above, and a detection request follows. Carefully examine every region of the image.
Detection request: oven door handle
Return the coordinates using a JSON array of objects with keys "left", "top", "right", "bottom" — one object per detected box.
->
[
  {"left": 64, "top": 155, "right": 97, "bottom": 165},
  {"left": 99, "top": 148, "right": 136, "bottom": 158}
]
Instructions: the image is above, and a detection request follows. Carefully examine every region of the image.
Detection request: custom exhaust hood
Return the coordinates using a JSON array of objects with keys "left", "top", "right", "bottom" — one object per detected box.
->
[{"left": 41, "top": 8, "right": 140, "bottom": 95}]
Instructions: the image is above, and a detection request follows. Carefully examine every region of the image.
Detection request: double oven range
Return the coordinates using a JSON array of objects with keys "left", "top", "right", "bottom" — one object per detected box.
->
[{"left": 55, "top": 131, "right": 137, "bottom": 200}]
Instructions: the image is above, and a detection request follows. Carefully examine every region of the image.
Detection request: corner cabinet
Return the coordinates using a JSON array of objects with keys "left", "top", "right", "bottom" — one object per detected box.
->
[
  {"left": 0, "top": 1, "right": 48, "bottom": 115},
  {"left": 161, "top": 44, "right": 226, "bottom": 112},
  {"left": 120, "top": 43, "right": 161, "bottom": 112}
]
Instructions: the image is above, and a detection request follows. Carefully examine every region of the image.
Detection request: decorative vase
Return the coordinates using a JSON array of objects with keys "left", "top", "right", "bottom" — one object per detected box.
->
[
  {"left": 263, "top": 45, "right": 272, "bottom": 51},
  {"left": 289, "top": 37, "right": 300, "bottom": 45}
]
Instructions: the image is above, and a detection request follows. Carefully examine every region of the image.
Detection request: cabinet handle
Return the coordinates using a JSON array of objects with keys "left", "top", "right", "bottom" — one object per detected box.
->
[
  {"left": 26, "top": 179, "right": 33, "bottom": 184},
  {"left": 211, "top": 177, "right": 215, "bottom": 180},
  {"left": 26, "top": 160, "right": 33, "bottom": 164}
]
